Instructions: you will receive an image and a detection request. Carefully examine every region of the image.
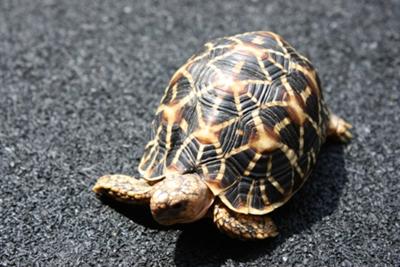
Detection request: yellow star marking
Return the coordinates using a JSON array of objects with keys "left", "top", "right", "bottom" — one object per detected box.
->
[
  {"left": 299, "top": 126, "right": 304, "bottom": 157},
  {"left": 241, "top": 79, "right": 272, "bottom": 86},
  {"left": 193, "top": 126, "right": 219, "bottom": 144},
  {"left": 207, "top": 49, "right": 237, "bottom": 65},
  {"left": 306, "top": 152, "right": 312, "bottom": 174},
  {"left": 262, "top": 48, "right": 289, "bottom": 59},
  {"left": 266, "top": 156, "right": 285, "bottom": 194},
  {"left": 310, "top": 151, "right": 316, "bottom": 164},
  {"left": 267, "top": 31, "right": 288, "bottom": 54},
  {"left": 259, "top": 101, "right": 288, "bottom": 109},
  {"left": 168, "top": 68, "right": 184, "bottom": 87},
  {"left": 162, "top": 124, "right": 173, "bottom": 169},
  {"left": 195, "top": 100, "right": 206, "bottom": 128},
  {"left": 181, "top": 69, "right": 197, "bottom": 92},
  {"left": 140, "top": 125, "right": 162, "bottom": 165},
  {"left": 259, "top": 179, "right": 270, "bottom": 205},
  {"left": 238, "top": 43, "right": 265, "bottom": 58},
  {"left": 281, "top": 76, "right": 307, "bottom": 125},
  {"left": 207, "top": 97, "right": 224, "bottom": 125},
  {"left": 280, "top": 144, "right": 304, "bottom": 177},
  {"left": 267, "top": 176, "right": 285, "bottom": 195},
  {"left": 249, "top": 110, "right": 282, "bottom": 153},
  {"left": 207, "top": 69, "right": 248, "bottom": 97},
  {"left": 196, "top": 145, "right": 204, "bottom": 164},
  {"left": 249, "top": 129, "right": 281, "bottom": 152},
  {"left": 300, "top": 85, "right": 312, "bottom": 103},
  {"left": 227, "top": 36, "right": 244, "bottom": 45},
  {"left": 261, "top": 48, "right": 286, "bottom": 71},
  {"left": 191, "top": 117, "right": 240, "bottom": 148},
  {"left": 162, "top": 103, "right": 181, "bottom": 123},
  {"left": 252, "top": 35, "right": 265, "bottom": 45},
  {"left": 206, "top": 63, "right": 227, "bottom": 83},
  {"left": 187, "top": 42, "right": 213, "bottom": 63},
  {"left": 143, "top": 145, "right": 159, "bottom": 178},
  {"left": 287, "top": 95, "right": 307, "bottom": 124},
  {"left": 304, "top": 113, "right": 321, "bottom": 136},
  {"left": 290, "top": 63, "right": 320, "bottom": 97},
  {"left": 170, "top": 83, "right": 178, "bottom": 102},
  {"left": 211, "top": 116, "right": 240, "bottom": 131},
  {"left": 243, "top": 153, "right": 262, "bottom": 176},
  {"left": 318, "top": 100, "right": 324, "bottom": 136},
  {"left": 245, "top": 179, "right": 256, "bottom": 212},
  {"left": 233, "top": 43, "right": 276, "bottom": 82},
  {"left": 158, "top": 85, "right": 170, "bottom": 106},
  {"left": 204, "top": 42, "right": 214, "bottom": 50},
  {"left": 273, "top": 117, "right": 292, "bottom": 134},
  {"left": 156, "top": 91, "right": 195, "bottom": 114},
  {"left": 281, "top": 74, "right": 321, "bottom": 136},
  {"left": 180, "top": 118, "right": 188, "bottom": 133},
  {"left": 246, "top": 92, "right": 261, "bottom": 107},
  {"left": 225, "top": 144, "right": 250, "bottom": 158},
  {"left": 215, "top": 158, "right": 226, "bottom": 181},
  {"left": 188, "top": 43, "right": 236, "bottom": 65},
  {"left": 233, "top": 86, "right": 243, "bottom": 117},
  {"left": 233, "top": 60, "right": 245, "bottom": 74},
  {"left": 171, "top": 135, "right": 195, "bottom": 165},
  {"left": 256, "top": 55, "right": 273, "bottom": 82},
  {"left": 201, "top": 164, "right": 209, "bottom": 177},
  {"left": 235, "top": 31, "right": 258, "bottom": 37}
]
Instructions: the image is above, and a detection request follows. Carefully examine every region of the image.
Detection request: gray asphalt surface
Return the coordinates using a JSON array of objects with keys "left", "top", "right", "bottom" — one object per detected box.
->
[{"left": 0, "top": 0, "right": 399, "bottom": 266}]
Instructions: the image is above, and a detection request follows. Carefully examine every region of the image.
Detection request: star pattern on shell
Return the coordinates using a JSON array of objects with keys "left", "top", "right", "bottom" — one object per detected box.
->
[{"left": 138, "top": 31, "right": 330, "bottom": 215}]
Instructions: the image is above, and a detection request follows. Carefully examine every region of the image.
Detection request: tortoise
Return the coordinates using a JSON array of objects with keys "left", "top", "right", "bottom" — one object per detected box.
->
[{"left": 93, "top": 31, "right": 352, "bottom": 240}]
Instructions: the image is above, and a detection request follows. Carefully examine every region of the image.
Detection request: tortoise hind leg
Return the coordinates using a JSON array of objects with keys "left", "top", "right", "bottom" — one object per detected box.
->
[
  {"left": 327, "top": 114, "right": 353, "bottom": 143},
  {"left": 93, "top": 174, "right": 154, "bottom": 204},
  {"left": 213, "top": 202, "right": 278, "bottom": 240}
]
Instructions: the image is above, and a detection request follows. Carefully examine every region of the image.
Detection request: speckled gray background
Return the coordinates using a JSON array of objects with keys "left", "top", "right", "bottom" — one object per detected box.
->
[{"left": 0, "top": 0, "right": 399, "bottom": 266}]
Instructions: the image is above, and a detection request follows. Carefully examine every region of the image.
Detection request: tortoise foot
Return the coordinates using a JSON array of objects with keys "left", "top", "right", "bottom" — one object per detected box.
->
[
  {"left": 93, "top": 174, "right": 153, "bottom": 204},
  {"left": 327, "top": 114, "right": 353, "bottom": 143},
  {"left": 213, "top": 201, "right": 278, "bottom": 240}
]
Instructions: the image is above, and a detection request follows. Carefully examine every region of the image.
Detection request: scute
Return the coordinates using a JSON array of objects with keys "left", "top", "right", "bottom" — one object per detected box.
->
[{"left": 139, "top": 31, "right": 329, "bottom": 215}]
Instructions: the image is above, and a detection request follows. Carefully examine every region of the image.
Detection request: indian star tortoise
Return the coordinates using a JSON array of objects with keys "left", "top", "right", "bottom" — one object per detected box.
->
[{"left": 93, "top": 31, "right": 352, "bottom": 240}]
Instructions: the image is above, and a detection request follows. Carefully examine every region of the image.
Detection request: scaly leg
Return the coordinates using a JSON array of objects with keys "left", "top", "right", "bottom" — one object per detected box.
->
[
  {"left": 93, "top": 174, "right": 154, "bottom": 204},
  {"left": 327, "top": 114, "right": 353, "bottom": 143},
  {"left": 213, "top": 201, "right": 278, "bottom": 240}
]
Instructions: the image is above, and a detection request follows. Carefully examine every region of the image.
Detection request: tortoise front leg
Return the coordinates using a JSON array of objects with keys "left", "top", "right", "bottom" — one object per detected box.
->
[
  {"left": 213, "top": 201, "right": 278, "bottom": 240},
  {"left": 93, "top": 174, "right": 154, "bottom": 204}
]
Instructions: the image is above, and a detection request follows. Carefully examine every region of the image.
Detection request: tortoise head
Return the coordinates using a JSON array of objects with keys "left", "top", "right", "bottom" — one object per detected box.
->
[{"left": 150, "top": 173, "right": 214, "bottom": 225}]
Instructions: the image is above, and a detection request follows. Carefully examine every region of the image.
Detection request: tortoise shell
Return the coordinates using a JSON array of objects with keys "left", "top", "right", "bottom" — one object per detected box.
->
[{"left": 138, "top": 31, "right": 329, "bottom": 215}]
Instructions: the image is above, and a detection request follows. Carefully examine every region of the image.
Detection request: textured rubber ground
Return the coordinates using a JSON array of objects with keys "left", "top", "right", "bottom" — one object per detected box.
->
[{"left": 0, "top": 0, "right": 399, "bottom": 266}]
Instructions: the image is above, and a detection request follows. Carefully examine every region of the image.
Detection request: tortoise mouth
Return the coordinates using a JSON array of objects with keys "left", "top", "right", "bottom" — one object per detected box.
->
[
  {"left": 152, "top": 213, "right": 205, "bottom": 225},
  {"left": 151, "top": 206, "right": 181, "bottom": 225},
  {"left": 151, "top": 209, "right": 189, "bottom": 225},
  {"left": 151, "top": 199, "right": 213, "bottom": 225},
  {"left": 153, "top": 216, "right": 184, "bottom": 226}
]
